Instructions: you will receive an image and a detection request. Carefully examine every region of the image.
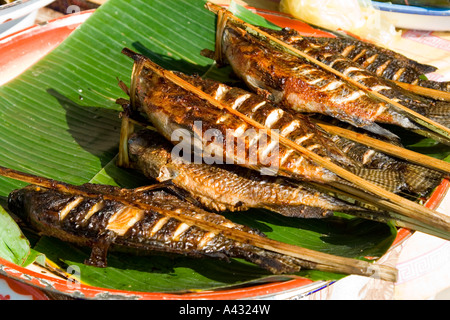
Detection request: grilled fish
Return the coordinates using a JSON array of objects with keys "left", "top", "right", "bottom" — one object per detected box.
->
[
  {"left": 128, "top": 129, "right": 372, "bottom": 218},
  {"left": 258, "top": 27, "right": 450, "bottom": 129},
  {"left": 128, "top": 59, "right": 407, "bottom": 192},
  {"left": 220, "top": 24, "right": 434, "bottom": 138},
  {"left": 303, "top": 34, "right": 450, "bottom": 93},
  {"left": 8, "top": 183, "right": 313, "bottom": 274}
]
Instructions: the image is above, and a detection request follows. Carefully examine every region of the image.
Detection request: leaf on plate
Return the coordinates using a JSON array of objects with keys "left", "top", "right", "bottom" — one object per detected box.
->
[{"left": 0, "top": 205, "right": 30, "bottom": 266}]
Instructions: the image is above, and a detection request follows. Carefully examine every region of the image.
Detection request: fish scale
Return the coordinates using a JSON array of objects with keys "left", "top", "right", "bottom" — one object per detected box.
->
[{"left": 323, "top": 118, "right": 444, "bottom": 195}]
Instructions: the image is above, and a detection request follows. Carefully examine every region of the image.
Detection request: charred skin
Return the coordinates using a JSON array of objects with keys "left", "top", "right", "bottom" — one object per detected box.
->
[
  {"left": 134, "top": 65, "right": 347, "bottom": 183},
  {"left": 8, "top": 184, "right": 313, "bottom": 274},
  {"left": 128, "top": 129, "right": 370, "bottom": 218},
  {"left": 304, "top": 34, "right": 450, "bottom": 92},
  {"left": 261, "top": 28, "right": 450, "bottom": 129},
  {"left": 221, "top": 24, "right": 422, "bottom": 138}
]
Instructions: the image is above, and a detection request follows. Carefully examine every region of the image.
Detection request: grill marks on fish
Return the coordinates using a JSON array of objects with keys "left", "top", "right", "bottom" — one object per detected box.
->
[
  {"left": 8, "top": 184, "right": 312, "bottom": 274},
  {"left": 303, "top": 34, "right": 450, "bottom": 92},
  {"left": 128, "top": 129, "right": 368, "bottom": 218},
  {"left": 184, "top": 74, "right": 355, "bottom": 167},
  {"left": 130, "top": 59, "right": 414, "bottom": 193},
  {"left": 221, "top": 25, "right": 420, "bottom": 138}
]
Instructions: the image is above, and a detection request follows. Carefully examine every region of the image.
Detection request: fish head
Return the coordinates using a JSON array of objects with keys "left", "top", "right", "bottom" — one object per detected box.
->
[
  {"left": 7, "top": 187, "right": 28, "bottom": 221},
  {"left": 8, "top": 185, "right": 60, "bottom": 229},
  {"left": 128, "top": 130, "right": 181, "bottom": 182}
]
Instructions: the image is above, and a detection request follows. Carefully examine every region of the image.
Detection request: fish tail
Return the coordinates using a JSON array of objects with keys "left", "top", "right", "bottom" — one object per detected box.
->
[
  {"left": 403, "top": 163, "right": 444, "bottom": 196},
  {"left": 347, "top": 167, "right": 407, "bottom": 194}
]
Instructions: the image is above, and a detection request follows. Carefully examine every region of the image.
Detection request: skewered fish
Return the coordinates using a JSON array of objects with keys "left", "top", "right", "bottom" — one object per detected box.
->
[
  {"left": 1, "top": 165, "right": 399, "bottom": 280},
  {"left": 259, "top": 27, "right": 450, "bottom": 128},
  {"left": 303, "top": 33, "right": 450, "bottom": 93},
  {"left": 8, "top": 183, "right": 313, "bottom": 274},
  {"left": 218, "top": 23, "right": 445, "bottom": 138},
  {"left": 124, "top": 55, "right": 407, "bottom": 193},
  {"left": 128, "top": 128, "right": 371, "bottom": 218}
]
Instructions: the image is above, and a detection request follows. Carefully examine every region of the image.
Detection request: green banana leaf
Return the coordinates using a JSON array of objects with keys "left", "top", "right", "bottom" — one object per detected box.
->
[
  {"left": 0, "top": 0, "right": 435, "bottom": 294},
  {"left": 0, "top": 205, "right": 30, "bottom": 266}
]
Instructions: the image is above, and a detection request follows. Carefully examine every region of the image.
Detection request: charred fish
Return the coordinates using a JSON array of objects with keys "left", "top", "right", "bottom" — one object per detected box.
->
[
  {"left": 219, "top": 23, "right": 443, "bottom": 138},
  {"left": 8, "top": 183, "right": 313, "bottom": 274}
]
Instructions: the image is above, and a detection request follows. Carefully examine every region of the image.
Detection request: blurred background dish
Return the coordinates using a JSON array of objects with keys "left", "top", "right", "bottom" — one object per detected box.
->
[
  {"left": 372, "top": 0, "right": 450, "bottom": 31},
  {"left": 0, "top": 0, "right": 55, "bottom": 38}
]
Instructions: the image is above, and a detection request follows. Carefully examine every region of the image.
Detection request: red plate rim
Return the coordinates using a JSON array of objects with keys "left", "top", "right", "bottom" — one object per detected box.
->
[{"left": 0, "top": 6, "right": 448, "bottom": 300}]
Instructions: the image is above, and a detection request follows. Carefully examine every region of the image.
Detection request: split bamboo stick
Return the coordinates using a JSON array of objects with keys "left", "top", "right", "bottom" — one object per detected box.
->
[
  {"left": 394, "top": 81, "right": 450, "bottom": 102},
  {"left": 313, "top": 119, "right": 450, "bottom": 175}
]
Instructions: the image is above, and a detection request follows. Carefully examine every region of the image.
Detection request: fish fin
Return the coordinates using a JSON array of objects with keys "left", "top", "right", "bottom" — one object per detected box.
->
[
  {"left": 357, "top": 122, "right": 402, "bottom": 142},
  {"left": 425, "top": 101, "right": 450, "bottom": 128},
  {"left": 348, "top": 167, "right": 407, "bottom": 194},
  {"left": 84, "top": 231, "right": 116, "bottom": 268},
  {"left": 403, "top": 164, "right": 444, "bottom": 196},
  {"left": 233, "top": 246, "right": 311, "bottom": 274}
]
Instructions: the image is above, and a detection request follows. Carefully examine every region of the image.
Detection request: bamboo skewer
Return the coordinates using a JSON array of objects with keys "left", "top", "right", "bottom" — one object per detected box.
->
[
  {"left": 394, "top": 81, "right": 450, "bottom": 102},
  {"left": 117, "top": 113, "right": 134, "bottom": 168},
  {"left": 205, "top": 2, "right": 450, "bottom": 144},
  {"left": 312, "top": 119, "right": 450, "bottom": 175},
  {"left": 0, "top": 165, "right": 397, "bottom": 281},
  {"left": 121, "top": 48, "right": 450, "bottom": 239}
]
